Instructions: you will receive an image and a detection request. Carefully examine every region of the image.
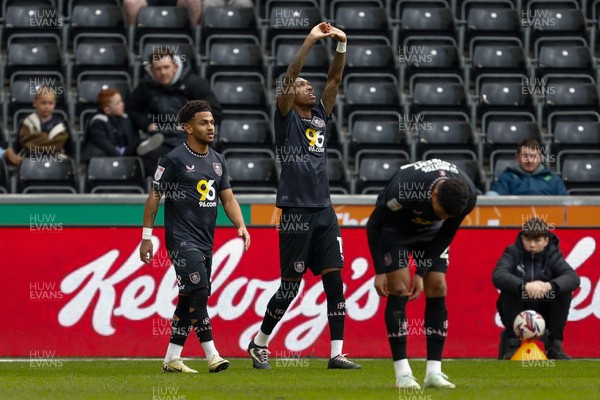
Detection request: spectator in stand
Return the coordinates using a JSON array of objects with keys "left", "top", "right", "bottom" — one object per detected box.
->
[
  {"left": 81, "top": 88, "right": 140, "bottom": 162},
  {"left": 126, "top": 47, "right": 222, "bottom": 176},
  {"left": 17, "top": 86, "right": 70, "bottom": 160},
  {"left": 123, "top": 0, "right": 202, "bottom": 26},
  {"left": 486, "top": 139, "right": 569, "bottom": 196}
]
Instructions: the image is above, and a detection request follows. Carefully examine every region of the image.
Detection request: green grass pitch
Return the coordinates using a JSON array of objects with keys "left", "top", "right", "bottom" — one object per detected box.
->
[{"left": 1, "top": 358, "right": 599, "bottom": 399}]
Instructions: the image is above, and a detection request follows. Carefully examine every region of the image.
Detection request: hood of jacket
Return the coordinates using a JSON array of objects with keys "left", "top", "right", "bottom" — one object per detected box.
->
[
  {"left": 513, "top": 231, "right": 560, "bottom": 282},
  {"left": 143, "top": 54, "right": 187, "bottom": 90},
  {"left": 505, "top": 164, "right": 550, "bottom": 177}
]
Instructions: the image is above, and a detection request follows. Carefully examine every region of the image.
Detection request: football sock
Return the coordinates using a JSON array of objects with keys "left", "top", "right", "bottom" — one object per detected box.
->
[
  {"left": 386, "top": 295, "right": 408, "bottom": 360},
  {"left": 331, "top": 340, "right": 343, "bottom": 358},
  {"left": 394, "top": 359, "right": 412, "bottom": 379},
  {"left": 425, "top": 297, "right": 447, "bottom": 362},
  {"left": 164, "top": 343, "right": 183, "bottom": 363},
  {"left": 426, "top": 360, "right": 442, "bottom": 376},
  {"left": 260, "top": 280, "right": 300, "bottom": 335},
  {"left": 167, "top": 294, "right": 192, "bottom": 349},
  {"left": 201, "top": 340, "right": 218, "bottom": 360},
  {"left": 322, "top": 270, "right": 345, "bottom": 341},
  {"left": 254, "top": 331, "right": 270, "bottom": 347},
  {"left": 190, "top": 288, "right": 213, "bottom": 343}
]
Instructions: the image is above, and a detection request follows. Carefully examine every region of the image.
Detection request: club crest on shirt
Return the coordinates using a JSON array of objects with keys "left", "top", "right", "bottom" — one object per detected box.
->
[
  {"left": 311, "top": 116, "right": 326, "bottom": 128},
  {"left": 294, "top": 261, "right": 305, "bottom": 273},
  {"left": 213, "top": 163, "right": 222, "bottom": 176},
  {"left": 154, "top": 165, "right": 165, "bottom": 180},
  {"left": 189, "top": 272, "right": 201, "bottom": 285},
  {"left": 383, "top": 253, "right": 392, "bottom": 266}
]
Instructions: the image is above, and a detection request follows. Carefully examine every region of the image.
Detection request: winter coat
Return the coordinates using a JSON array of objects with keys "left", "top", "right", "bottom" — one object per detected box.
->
[
  {"left": 18, "top": 112, "right": 69, "bottom": 156},
  {"left": 492, "top": 232, "right": 580, "bottom": 295},
  {"left": 81, "top": 113, "right": 140, "bottom": 162},
  {"left": 489, "top": 165, "right": 569, "bottom": 195},
  {"left": 126, "top": 56, "right": 223, "bottom": 144}
]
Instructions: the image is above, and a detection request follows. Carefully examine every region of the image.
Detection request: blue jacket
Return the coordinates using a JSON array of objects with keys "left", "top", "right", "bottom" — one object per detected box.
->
[{"left": 489, "top": 165, "right": 569, "bottom": 195}]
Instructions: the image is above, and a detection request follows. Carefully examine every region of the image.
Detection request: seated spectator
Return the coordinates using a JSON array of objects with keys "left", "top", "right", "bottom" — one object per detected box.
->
[
  {"left": 486, "top": 139, "right": 569, "bottom": 196},
  {"left": 492, "top": 217, "right": 580, "bottom": 360},
  {"left": 81, "top": 88, "right": 141, "bottom": 162},
  {"left": 18, "top": 86, "right": 70, "bottom": 160},
  {"left": 126, "top": 47, "right": 222, "bottom": 175},
  {"left": 123, "top": 0, "right": 202, "bottom": 26},
  {"left": 0, "top": 125, "right": 22, "bottom": 167}
]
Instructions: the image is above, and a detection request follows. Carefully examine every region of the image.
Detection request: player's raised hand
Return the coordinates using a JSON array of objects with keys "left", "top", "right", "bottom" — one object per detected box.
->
[
  {"left": 408, "top": 275, "right": 424, "bottom": 300},
  {"left": 308, "top": 22, "right": 333, "bottom": 42},
  {"left": 374, "top": 274, "right": 389, "bottom": 297},
  {"left": 140, "top": 239, "right": 154, "bottom": 264},
  {"left": 238, "top": 226, "right": 251, "bottom": 251},
  {"left": 324, "top": 24, "right": 347, "bottom": 42}
]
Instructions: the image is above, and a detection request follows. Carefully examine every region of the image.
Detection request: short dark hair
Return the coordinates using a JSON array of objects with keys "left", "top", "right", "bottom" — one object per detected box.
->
[
  {"left": 522, "top": 217, "right": 549, "bottom": 239},
  {"left": 517, "top": 138, "right": 542, "bottom": 154},
  {"left": 178, "top": 100, "right": 212, "bottom": 124},
  {"left": 437, "top": 179, "right": 470, "bottom": 217}
]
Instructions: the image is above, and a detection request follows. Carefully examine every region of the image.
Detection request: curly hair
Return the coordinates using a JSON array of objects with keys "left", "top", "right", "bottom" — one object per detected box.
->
[
  {"left": 437, "top": 178, "right": 470, "bottom": 217},
  {"left": 177, "top": 100, "right": 212, "bottom": 124}
]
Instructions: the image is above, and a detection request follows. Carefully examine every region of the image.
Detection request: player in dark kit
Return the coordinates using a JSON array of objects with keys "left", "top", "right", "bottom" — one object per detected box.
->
[
  {"left": 140, "top": 100, "right": 250, "bottom": 374},
  {"left": 367, "top": 159, "right": 477, "bottom": 389},
  {"left": 247, "top": 22, "right": 360, "bottom": 370}
]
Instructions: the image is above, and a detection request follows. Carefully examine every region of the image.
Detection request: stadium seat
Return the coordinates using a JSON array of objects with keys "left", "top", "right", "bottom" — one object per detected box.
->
[
  {"left": 224, "top": 150, "right": 278, "bottom": 194},
  {"left": 468, "top": 38, "right": 527, "bottom": 86},
  {"left": 354, "top": 150, "right": 410, "bottom": 194},
  {"left": 332, "top": 0, "right": 390, "bottom": 38},
  {"left": 218, "top": 114, "right": 273, "bottom": 152},
  {"left": 340, "top": 73, "right": 400, "bottom": 124},
  {"left": 345, "top": 37, "right": 396, "bottom": 75},
  {"left": 525, "top": 1, "right": 588, "bottom": 53},
  {"left": 200, "top": 6, "right": 258, "bottom": 50},
  {"left": 399, "top": 37, "right": 460, "bottom": 93},
  {"left": 463, "top": 1, "right": 521, "bottom": 51},
  {"left": 490, "top": 151, "right": 519, "bottom": 183},
  {"left": 416, "top": 112, "right": 476, "bottom": 160},
  {"left": 549, "top": 111, "right": 600, "bottom": 154},
  {"left": 535, "top": 38, "right": 594, "bottom": 78},
  {"left": 264, "top": 1, "right": 323, "bottom": 52},
  {"left": 409, "top": 73, "right": 467, "bottom": 114},
  {"left": 422, "top": 154, "right": 486, "bottom": 194},
  {"left": 18, "top": 156, "right": 78, "bottom": 194},
  {"left": 327, "top": 157, "right": 350, "bottom": 194},
  {"left": 6, "top": 34, "right": 64, "bottom": 78},
  {"left": 542, "top": 74, "right": 599, "bottom": 118},
  {"left": 398, "top": 1, "right": 456, "bottom": 43},
  {"left": 4, "top": 1, "right": 61, "bottom": 42},
  {"left": 558, "top": 152, "right": 600, "bottom": 195},
  {"left": 86, "top": 157, "right": 146, "bottom": 194},
  {"left": 205, "top": 35, "right": 264, "bottom": 80},
  {"left": 133, "top": 6, "right": 194, "bottom": 49},
  {"left": 483, "top": 111, "right": 541, "bottom": 160},
  {"left": 347, "top": 111, "right": 408, "bottom": 159},
  {"left": 211, "top": 72, "right": 269, "bottom": 113},
  {"left": 67, "top": 3, "right": 126, "bottom": 44},
  {"left": 476, "top": 73, "right": 533, "bottom": 117},
  {"left": 71, "top": 35, "right": 131, "bottom": 80}
]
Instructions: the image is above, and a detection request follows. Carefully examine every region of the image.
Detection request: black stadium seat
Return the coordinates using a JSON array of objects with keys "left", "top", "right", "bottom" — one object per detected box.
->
[
  {"left": 19, "top": 156, "right": 78, "bottom": 194},
  {"left": 224, "top": 151, "right": 278, "bottom": 194},
  {"left": 86, "top": 157, "right": 146, "bottom": 194}
]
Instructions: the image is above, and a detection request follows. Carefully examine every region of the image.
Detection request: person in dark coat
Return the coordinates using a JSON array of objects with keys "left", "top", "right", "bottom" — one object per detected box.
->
[
  {"left": 126, "top": 47, "right": 222, "bottom": 176},
  {"left": 492, "top": 217, "right": 580, "bottom": 360},
  {"left": 82, "top": 88, "right": 140, "bottom": 162}
]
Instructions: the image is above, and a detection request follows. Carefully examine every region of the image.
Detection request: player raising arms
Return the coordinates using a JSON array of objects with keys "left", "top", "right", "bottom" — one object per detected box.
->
[
  {"left": 247, "top": 22, "right": 360, "bottom": 370},
  {"left": 140, "top": 100, "right": 250, "bottom": 374},
  {"left": 367, "top": 159, "right": 477, "bottom": 389}
]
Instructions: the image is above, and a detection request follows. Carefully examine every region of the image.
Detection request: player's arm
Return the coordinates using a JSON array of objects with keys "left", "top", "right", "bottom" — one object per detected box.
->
[
  {"left": 139, "top": 188, "right": 163, "bottom": 264},
  {"left": 277, "top": 22, "right": 331, "bottom": 116},
  {"left": 321, "top": 26, "right": 347, "bottom": 115},
  {"left": 219, "top": 188, "right": 250, "bottom": 251}
]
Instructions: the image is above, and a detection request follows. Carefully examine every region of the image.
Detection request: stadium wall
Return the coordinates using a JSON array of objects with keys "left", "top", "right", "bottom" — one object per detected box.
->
[{"left": 1, "top": 195, "right": 599, "bottom": 358}]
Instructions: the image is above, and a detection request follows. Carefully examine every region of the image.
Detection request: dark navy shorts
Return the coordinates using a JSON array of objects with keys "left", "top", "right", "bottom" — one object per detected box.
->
[
  {"left": 381, "top": 244, "right": 449, "bottom": 275},
  {"left": 278, "top": 206, "right": 344, "bottom": 279},
  {"left": 171, "top": 249, "right": 212, "bottom": 294}
]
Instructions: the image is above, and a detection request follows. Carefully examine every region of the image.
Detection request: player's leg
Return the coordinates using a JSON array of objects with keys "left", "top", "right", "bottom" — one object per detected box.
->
[
  {"left": 162, "top": 292, "right": 197, "bottom": 373},
  {"left": 541, "top": 292, "right": 573, "bottom": 359},
  {"left": 421, "top": 250, "right": 455, "bottom": 389},
  {"left": 248, "top": 208, "right": 307, "bottom": 369},
  {"left": 383, "top": 250, "right": 419, "bottom": 389},
  {"left": 313, "top": 207, "right": 360, "bottom": 369}
]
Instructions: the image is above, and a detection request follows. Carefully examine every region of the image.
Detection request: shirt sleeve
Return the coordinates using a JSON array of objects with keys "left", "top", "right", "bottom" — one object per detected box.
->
[
  {"left": 152, "top": 156, "right": 177, "bottom": 193},
  {"left": 219, "top": 155, "right": 231, "bottom": 191}
]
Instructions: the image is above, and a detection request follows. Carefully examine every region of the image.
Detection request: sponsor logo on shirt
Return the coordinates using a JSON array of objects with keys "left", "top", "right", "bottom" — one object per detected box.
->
[
  {"left": 197, "top": 179, "right": 217, "bottom": 208},
  {"left": 305, "top": 128, "right": 325, "bottom": 153}
]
